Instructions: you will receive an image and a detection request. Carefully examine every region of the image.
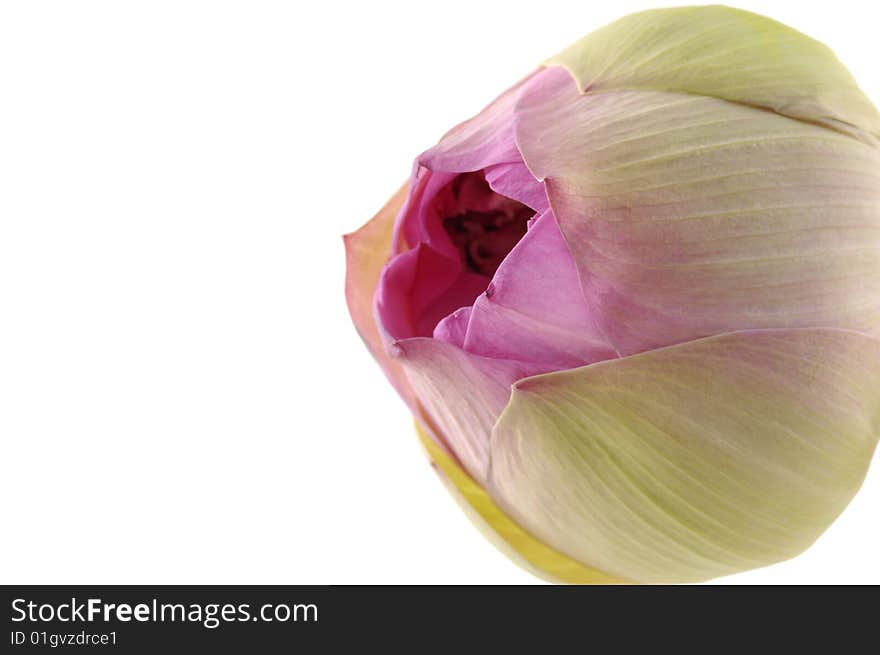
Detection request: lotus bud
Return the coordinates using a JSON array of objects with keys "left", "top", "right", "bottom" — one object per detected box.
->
[{"left": 344, "top": 6, "right": 880, "bottom": 583}]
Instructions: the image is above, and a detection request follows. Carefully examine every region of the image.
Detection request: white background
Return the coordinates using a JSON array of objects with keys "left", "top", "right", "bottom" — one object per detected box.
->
[{"left": 1, "top": 0, "right": 878, "bottom": 584}]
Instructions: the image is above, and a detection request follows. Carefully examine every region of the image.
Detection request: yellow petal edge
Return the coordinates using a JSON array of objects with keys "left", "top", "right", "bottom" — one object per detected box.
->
[{"left": 415, "top": 422, "right": 626, "bottom": 584}]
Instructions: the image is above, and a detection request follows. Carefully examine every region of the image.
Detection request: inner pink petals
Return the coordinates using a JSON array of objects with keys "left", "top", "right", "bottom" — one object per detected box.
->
[
  {"left": 397, "top": 168, "right": 458, "bottom": 259},
  {"left": 436, "top": 211, "right": 617, "bottom": 372},
  {"left": 375, "top": 242, "right": 485, "bottom": 339},
  {"left": 377, "top": 168, "right": 539, "bottom": 341},
  {"left": 441, "top": 172, "right": 533, "bottom": 278},
  {"left": 376, "top": 65, "right": 616, "bottom": 373}
]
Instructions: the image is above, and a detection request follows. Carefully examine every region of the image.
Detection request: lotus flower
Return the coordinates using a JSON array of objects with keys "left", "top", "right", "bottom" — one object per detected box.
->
[{"left": 344, "top": 6, "right": 880, "bottom": 583}]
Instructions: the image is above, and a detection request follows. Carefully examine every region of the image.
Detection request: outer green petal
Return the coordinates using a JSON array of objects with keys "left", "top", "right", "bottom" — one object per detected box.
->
[
  {"left": 415, "top": 422, "right": 625, "bottom": 584},
  {"left": 545, "top": 5, "right": 880, "bottom": 140},
  {"left": 487, "top": 328, "right": 880, "bottom": 583},
  {"left": 515, "top": 71, "right": 880, "bottom": 356}
]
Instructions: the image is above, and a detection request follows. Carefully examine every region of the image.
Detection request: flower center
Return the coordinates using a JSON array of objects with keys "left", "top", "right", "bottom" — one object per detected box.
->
[{"left": 440, "top": 173, "right": 532, "bottom": 278}]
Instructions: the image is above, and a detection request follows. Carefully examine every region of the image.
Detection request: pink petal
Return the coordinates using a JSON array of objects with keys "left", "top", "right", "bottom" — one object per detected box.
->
[
  {"left": 392, "top": 336, "right": 526, "bottom": 483},
  {"left": 483, "top": 161, "right": 550, "bottom": 213},
  {"left": 443, "top": 210, "right": 617, "bottom": 372},
  {"left": 433, "top": 306, "right": 471, "bottom": 348},
  {"left": 417, "top": 71, "right": 542, "bottom": 174},
  {"left": 375, "top": 242, "right": 486, "bottom": 340}
]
